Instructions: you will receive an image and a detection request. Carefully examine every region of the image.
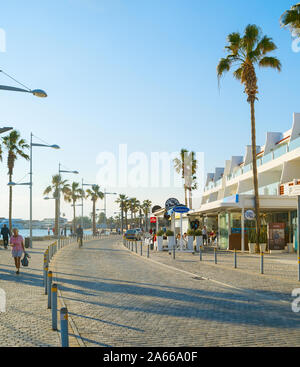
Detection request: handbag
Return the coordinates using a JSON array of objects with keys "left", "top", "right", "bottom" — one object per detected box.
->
[{"left": 21, "top": 252, "right": 30, "bottom": 267}]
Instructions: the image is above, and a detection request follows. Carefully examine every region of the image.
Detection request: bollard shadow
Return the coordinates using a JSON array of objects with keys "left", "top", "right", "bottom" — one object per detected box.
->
[
  {"left": 55, "top": 276, "right": 299, "bottom": 329},
  {"left": 0, "top": 267, "right": 43, "bottom": 288},
  {"left": 68, "top": 311, "right": 145, "bottom": 332}
]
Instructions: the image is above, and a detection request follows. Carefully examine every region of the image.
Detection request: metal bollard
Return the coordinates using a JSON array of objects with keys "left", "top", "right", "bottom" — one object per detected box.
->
[
  {"left": 173, "top": 245, "right": 175, "bottom": 260},
  {"left": 214, "top": 248, "right": 217, "bottom": 264},
  {"left": 44, "top": 267, "right": 48, "bottom": 295},
  {"left": 147, "top": 244, "right": 150, "bottom": 258},
  {"left": 260, "top": 252, "right": 264, "bottom": 274},
  {"left": 47, "top": 271, "right": 53, "bottom": 308},
  {"left": 234, "top": 249, "right": 237, "bottom": 269},
  {"left": 140, "top": 242, "right": 143, "bottom": 256},
  {"left": 199, "top": 246, "right": 202, "bottom": 261},
  {"left": 51, "top": 284, "right": 58, "bottom": 330},
  {"left": 60, "top": 307, "right": 69, "bottom": 347},
  {"left": 135, "top": 242, "right": 137, "bottom": 253}
]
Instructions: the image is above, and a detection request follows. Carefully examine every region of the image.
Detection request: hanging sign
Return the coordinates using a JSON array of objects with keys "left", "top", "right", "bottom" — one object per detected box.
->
[{"left": 173, "top": 205, "right": 190, "bottom": 214}]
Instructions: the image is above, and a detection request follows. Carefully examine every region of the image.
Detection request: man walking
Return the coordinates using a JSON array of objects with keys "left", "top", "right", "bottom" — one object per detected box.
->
[
  {"left": 1, "top": 224, "right": 11, "bottom": 250},
  {"left": 76, "top": 225, "right": 83, "bottom": 247}
]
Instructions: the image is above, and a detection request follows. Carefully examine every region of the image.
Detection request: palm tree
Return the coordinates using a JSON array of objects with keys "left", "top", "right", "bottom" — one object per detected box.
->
[
  {"left": 217, "top": 24, "right": 281, "bottom": 250},
  {"left": 281, "top": 3, "right": 300, "bottom": 35},
  {"left": 64, "top": 182, "right": 84, "bottom": 233},
  {"left": 2, "top": 131, "right": 29, "bottom": 231},
  {"left": 142, "top": 199, "right": 152, "bottom": 231},
  {"left": 115, "top": 194, "right": 128, "bottom": 233},
  {"left": 174, "top": 149, "right": 188, "bottom": 206},
  {"left": 123, "top": 199, "right": 130, "bottom": 230},
  {"left": 86, "top": 185, "right": 104, "bottom": 235},
  {"left": 174, "top": 149, "right": 197, "bottom": 208},
  {"left": 43, "top": 175, "right": 70, "bottom": 236}
]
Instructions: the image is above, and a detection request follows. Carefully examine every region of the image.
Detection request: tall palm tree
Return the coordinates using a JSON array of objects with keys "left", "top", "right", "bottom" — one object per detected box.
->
[
  {"left": 123, "top": 199, "right": 130, "bottom": 230},
  {"left": 64, "top": 182, "right": 84, "bottom": 233},
  {"left": 86, "top": 185, "right": 104, "bottom": 235},
  {"left": 2, "top": 131, "right": 29, "bottom": 231},
  {"left": 174, "top": 149, "right": 197, "bottom": 208},
  {"left": 174, "top": 149, "right": 188, "bottom": 206},
  {"left": 115, "top": 194, "right": 128, "bottom": 233},
  {"left": 142, "top": 199, "right": 152, "bottom": 231},
  {"left": 43, "top": 175, "right": 70, "bottom": 236},
  {"left": 281, "top": 3, "right": 300, "bottom": 35},
  {"left": 217, "top": 24, "right": 281, "bottom": 250}
]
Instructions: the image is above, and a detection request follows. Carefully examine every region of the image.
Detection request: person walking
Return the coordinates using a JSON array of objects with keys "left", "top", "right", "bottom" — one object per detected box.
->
[
  {"left": 76, "top": 225, "right": 83, "bottom": 247},
  {"left": 202, "top": 226, "right": 208, "bottom": 246},
  {"left": 1, "top": 224, "right": 11, "bottom": 250},
  {"left": 10, "top": 228, "right": 25, "bottom": 275}
]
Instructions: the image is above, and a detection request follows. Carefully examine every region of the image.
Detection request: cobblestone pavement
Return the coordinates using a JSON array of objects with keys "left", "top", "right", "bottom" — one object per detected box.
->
[
  {"left": 53, "top": 237, "right": 300, "bottom": 347},
  {"left": 0, "top": 240, "right": 60, "bottom": 347},
  {"left": 133, "top": 241, "right": 300, "bottom": 304}
]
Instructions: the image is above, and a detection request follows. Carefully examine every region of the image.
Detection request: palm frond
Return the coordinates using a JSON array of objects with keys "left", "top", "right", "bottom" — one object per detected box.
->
[{"left": 259, "top": 56, "right": 282, "bottom": 71}]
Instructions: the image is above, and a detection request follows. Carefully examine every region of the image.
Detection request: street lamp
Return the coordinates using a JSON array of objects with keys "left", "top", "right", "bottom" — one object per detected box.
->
[
  {"left": 0, "top": 70, "right": 47, "bottom": 98},
  {"left": 103, "top": 189, "right": 117, "bottom": 229},
  {"left": 0, "top": 127, "right": 13, "bottom": 134},
  {"left": 30, "top": 133, "right": 60, "bottom": 248},
  {"left": 58, "top": 163, "right": 79, "bottom": 246},
  {"left": 81, "top": 180, "right": 97, "bottom": 229}
]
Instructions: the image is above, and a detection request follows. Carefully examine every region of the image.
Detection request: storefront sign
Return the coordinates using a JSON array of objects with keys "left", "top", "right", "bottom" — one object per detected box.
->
[
  {"left": 165, "top": 198, "right": 180, "bottom": 210},
  {"left": 150, "top": 217, "right": 157, "bottom": 224},
  {"left": 268, "top": 223, "right": 285, "bottom": 250},
  {"left": 173, "top": 205, "right": 190, "bottom": 214},
  {"left": 244, "top": 210, "right": 255, "bottom": 220}
]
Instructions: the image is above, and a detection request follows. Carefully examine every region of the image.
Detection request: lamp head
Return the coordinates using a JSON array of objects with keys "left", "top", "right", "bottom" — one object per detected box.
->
[{"left": 32, "top": 89, "right": 47, "bottom": 98}]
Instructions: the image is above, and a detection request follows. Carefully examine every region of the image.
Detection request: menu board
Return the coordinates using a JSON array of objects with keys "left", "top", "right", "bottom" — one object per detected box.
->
[{"left": 268, "top": 223, "right": 285, "bottom": 250}]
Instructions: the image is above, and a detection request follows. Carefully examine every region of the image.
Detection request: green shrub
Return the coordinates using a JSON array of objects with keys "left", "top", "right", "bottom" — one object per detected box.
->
[
  {"left": 166, "top": 230, "right": 174, "bottom": 236},
  {"left": 187, "top": 229, "right": 195, "bottom": 236},
  {"left": 157, "top": 229, "right": 164, "bottom": 236},
  {"left": 194, "top": 229, "right": 202, "bottom": 236}
]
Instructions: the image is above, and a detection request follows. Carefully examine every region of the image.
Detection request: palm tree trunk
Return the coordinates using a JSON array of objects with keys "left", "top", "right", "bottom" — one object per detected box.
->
[
  {"left": 93, "top": 200, "right": 96, "bottom": 235},
  {"left": 184, "top": 185, "right": 188, "bottom": 206},
  {"left": 125, "top": 210, "right": 128, "bottom": 230},
  {"left": 73, "top": 200, "right": 76, "bottom": 233},
  {"left": 8, "top": 173, "right": 12, "bottom": 231},
  {"left": 250, "top": 100, "right": 261, "bottom": 252},
  {"left": 55, "top": 198, "right": 59, "bottom": 236},
  {"left": 188, "top": 188, "right": 193, "bottom": 209}
]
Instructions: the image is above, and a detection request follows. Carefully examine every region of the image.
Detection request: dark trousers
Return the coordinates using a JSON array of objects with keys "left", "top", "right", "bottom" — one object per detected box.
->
[{"left": 3, "top": 237, "right": 9, "bottom": 248}]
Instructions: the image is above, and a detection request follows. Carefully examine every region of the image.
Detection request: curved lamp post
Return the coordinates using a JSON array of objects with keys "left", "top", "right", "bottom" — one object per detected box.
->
[
  {"left": 58, "top": 163, "right": 79, "bottom": 246},
  {"left": 0, "top": 70, "right": 47, "bottom": 98},
  {"left": 30, "top": 134, "right": 60, "bottom": 248}
]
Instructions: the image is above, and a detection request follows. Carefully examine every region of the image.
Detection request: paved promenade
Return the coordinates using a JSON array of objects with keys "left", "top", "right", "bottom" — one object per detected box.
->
[
  {"left": 52, "top": 237, "right": 300, "bottom": 347},
  {"left": 0, "top": 240, "right": 60, "bottom": 347}
]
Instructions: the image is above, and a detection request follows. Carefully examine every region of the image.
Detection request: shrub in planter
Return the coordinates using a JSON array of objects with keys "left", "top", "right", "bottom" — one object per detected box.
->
[
  {"left": 166, "top": 230, "right": 174, "bottom": 236},
  {"left": 195, "top": 229, "right": 202, "bottom": 237},
  {"left": 187, "top": 229, "right": 195, "bottom": 236},
  {"left": 157, "top": 229, "right": 164, "bottom": 237}
]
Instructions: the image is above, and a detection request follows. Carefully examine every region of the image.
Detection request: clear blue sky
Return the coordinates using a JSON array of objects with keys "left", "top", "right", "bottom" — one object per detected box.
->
[{"left": 0, "top": 0, "right": 298, "bottom": 220}]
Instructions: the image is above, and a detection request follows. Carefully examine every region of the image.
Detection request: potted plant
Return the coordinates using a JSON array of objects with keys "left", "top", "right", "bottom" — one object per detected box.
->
[
  {"left": 248, "top": 229, "right": 256, "bottom": 254},
  {"left": 187, "top": 229, "right": 195, "bottom": 251},
  {"left": 156, "top": 229, "right": 164, "bottom": 251},
  {"left": 259, "top": 228, "right": 268, "bottom": 253},
  {"left": 194, "top": 229, "right": 203, "bottom": 251},
  {"left": 166, "top": 230, "right": 175, "bottom": 250}
]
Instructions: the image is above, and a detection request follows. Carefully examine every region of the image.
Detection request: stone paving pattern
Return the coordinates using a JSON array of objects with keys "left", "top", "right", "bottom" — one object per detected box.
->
[
  {"left": 53, "top": 237, "right": 300, "bottom": 347},
  {"left": 0, "top": 240, "right": 60, "bottom": 347}
]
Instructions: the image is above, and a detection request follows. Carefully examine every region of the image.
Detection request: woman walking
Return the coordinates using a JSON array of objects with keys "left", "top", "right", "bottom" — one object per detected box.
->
[{"left": 10, "top": 228, "right": 25, "bottom": 275}]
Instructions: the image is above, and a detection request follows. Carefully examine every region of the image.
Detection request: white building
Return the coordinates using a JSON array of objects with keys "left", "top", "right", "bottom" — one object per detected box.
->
[{"left": 189, "top": 113, "right": 300, "bottom": 251}]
